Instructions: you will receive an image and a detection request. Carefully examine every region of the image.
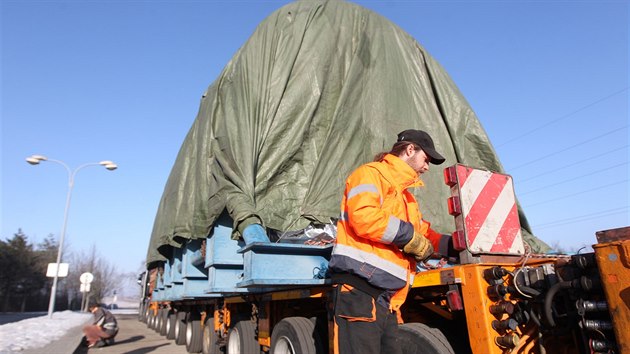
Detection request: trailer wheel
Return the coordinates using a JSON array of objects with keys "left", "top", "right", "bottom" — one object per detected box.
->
[
  {"left": 186, "top": 313, "right": 203, "bottom": 353},
  {"left": 144, "top": 304, "right": 151, "bottom": 324},
  {"left": 227, "top": 320, "right": 259, "bottom": 354},
  {"left": 159, "top": 309, "right": 169, "bottom": 336},
  {"left": 398, "top": 323, "right": 455, "bottom": 354},
  {"left": 270, "top": 317, "right": 323, "bottom": 354},
  {"left": 151, "top": 310, "right": 162, "bottom": 331},
  {"left": 147, "top": 310, "right": 156, "bottom": 329},
  {"left": 153, "top": 311, "right": 160, "bottom": 330},
  {"left": 156, "top": 309, "right": 164, "bottom": 334},
  {"left": 166, "top": 310, "right": 177, "bottom": 340},
  {"left": 202, "top": 317, "right": 221, "bottom": 354},
  {"left": 138, "top": 302, "right": 145, "bottom": 322},
  {"left": 175, "top": 311, "right": 187, "bottom": 345}
]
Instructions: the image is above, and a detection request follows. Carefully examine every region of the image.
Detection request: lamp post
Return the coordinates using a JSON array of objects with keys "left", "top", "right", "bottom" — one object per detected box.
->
[{"left": 26, "top": 155, "right": 117, "bottom": 318}]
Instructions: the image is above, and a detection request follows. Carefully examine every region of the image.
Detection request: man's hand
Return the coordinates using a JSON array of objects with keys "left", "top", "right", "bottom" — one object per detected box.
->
[{"left": 402, "top": 232, "right": 434, "bottom": 262}]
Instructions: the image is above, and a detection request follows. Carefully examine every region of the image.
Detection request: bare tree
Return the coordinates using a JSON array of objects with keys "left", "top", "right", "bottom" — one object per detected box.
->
[{"left": 66, "top": 245, "right": 121, "bottom": 309}]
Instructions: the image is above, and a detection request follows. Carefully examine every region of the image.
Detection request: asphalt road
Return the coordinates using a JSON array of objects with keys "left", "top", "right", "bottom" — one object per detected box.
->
[{"left": 73, "top": 313, "right": 188, "bottom": 354}]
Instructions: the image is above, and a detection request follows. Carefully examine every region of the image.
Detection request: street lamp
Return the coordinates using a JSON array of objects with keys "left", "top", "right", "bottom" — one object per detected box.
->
[{"left": 26, "top": 154, "right": 117, "bottom": 318}]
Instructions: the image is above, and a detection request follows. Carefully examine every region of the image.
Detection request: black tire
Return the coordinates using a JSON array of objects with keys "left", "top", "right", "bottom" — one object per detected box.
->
[
  {"left": 175, "top": 311, "right": 188, "bottom": 345},
  {"left": 166, "top": 311, "right": 177, "bottom": 340},
  {"left": 138, "top": 302, "right": 145, "bottom": 322},
  {"left": 147, "top": 311, "right": 156, "bottom": 329},
  {"left": 227, "top": 320, "right": 259, "bottom": 354},
  {"left": 186, "top": 313, "right": 203, "bottom": 353},
  {"left": 270, "top": 317, "right": 324, "bottom": 354},
  {"left": 142, "top": 303, "right": 150, "bottom": 323},
  {"left": 203, "top": 317, "right": 222, "bottom": 354},
  {"left": 143, "top": 306, "right": 150, "bottom": 326},
  {"left": 144, "top": 303, "right": 152, "bottom": 323},
  {"left": 398, "top": 323, "right": 455, "bottom": 354},
  {"left": 159, "top": 309, "right": 169, "bottom": 336},
  {"left": 155, "top": 309, "right": 164, "bottom": 333}
]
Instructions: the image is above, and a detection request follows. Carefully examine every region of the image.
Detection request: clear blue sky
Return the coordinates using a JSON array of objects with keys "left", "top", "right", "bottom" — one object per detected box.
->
[{"left": 2, "top": 0, "right": 628, "bottom": 275}]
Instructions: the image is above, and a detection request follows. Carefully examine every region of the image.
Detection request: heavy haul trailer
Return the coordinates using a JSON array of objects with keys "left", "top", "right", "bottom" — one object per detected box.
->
[
  {"left": 139, "top": 166, "right": 630, "bottom": 354},
  {"left": 138, "top": 1, "right": 628, "bottom": 353}
]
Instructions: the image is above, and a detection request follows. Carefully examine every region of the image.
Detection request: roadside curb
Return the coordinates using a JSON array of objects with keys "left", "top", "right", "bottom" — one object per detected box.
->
[{"left": 22, "top": 318, "right": 90, "bottom": 354}]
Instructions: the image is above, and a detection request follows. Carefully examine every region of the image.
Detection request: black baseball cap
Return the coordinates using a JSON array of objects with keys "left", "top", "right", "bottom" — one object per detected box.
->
[{"left": 397, "top": 129, "right": 446, "bottom": 165}]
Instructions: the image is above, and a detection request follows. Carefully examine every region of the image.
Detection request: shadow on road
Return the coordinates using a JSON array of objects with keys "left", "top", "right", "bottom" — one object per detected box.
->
[
  {"left": 72, "top": 335, "right": 144, "bottom": 354},
  {"left": 113, "top": 335, "right": 144, "bottom": 345},
  {"left": 72, "top": 345, "right": 88, "bottom": 354},
  {"left": 122, "top": 343, "right": 170, "bottom": 354}
]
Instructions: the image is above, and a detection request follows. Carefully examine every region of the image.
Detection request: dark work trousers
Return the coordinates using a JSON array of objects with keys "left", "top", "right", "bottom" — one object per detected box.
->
[
  {"left": 332, "top": 283, "right": 402, "bottom": 354},
  {"left": 83, "top": 325, "right": 116, "bottom": 346}
]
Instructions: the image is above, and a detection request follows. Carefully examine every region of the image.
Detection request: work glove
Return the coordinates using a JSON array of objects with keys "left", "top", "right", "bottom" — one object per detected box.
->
[
  {"left": 402, "top": 232, "right": 434, "bottom": 262},
  {"left": 242, "top": 224, "right": 271, "bottom": 244}
]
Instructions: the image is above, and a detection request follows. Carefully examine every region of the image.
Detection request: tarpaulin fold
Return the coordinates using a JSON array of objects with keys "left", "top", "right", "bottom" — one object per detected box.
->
[{"left": 146, "top": 0, "right": 548, "bottom": 266}]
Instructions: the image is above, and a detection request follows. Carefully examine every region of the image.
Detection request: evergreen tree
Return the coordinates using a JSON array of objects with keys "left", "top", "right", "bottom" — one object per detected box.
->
[
  {"left": 0, "top": 229, "right": 49, "bottom": 311},
  {"left": 0, "top": 230, "right": 61, "bottom": 311}
]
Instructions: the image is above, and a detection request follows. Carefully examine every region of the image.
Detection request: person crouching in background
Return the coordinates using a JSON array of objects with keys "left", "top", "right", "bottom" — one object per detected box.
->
[{"left": 82, "top": 301, "right": 118, "bottom": 348}]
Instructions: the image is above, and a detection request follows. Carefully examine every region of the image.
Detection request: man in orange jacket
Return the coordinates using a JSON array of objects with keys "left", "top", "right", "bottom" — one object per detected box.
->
[{"left": 329, "top": 129, "right": 450, "bottom": 354}]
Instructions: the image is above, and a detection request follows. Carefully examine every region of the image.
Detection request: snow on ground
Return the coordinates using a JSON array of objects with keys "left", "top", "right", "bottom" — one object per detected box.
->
[
  {"left": 0, "top": 300, "right": 140, "bottom": 354},
  {"left": 0, "top": 311, "right": 91, "bottom": 354}
]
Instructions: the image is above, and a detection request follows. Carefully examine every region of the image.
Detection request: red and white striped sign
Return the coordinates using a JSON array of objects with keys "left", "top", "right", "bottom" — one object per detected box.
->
[{"left": 444, "top": 164, "right": 525, "bottom": 255}]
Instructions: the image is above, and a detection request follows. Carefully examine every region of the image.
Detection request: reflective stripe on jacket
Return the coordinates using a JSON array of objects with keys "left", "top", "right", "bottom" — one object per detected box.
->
[{"left": 329, "top": 154, "right": 440, "bottom": 318}]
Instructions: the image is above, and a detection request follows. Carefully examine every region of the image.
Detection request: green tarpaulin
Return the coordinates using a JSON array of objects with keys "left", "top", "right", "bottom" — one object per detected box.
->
[{"left": 146, "top": 0, "right": 549, "bottom": 266}]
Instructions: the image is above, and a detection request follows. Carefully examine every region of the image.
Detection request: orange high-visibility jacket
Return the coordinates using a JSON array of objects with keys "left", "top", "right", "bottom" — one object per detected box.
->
[{"left": 329, "top": 154, "right": 443, "bottom": 319}]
